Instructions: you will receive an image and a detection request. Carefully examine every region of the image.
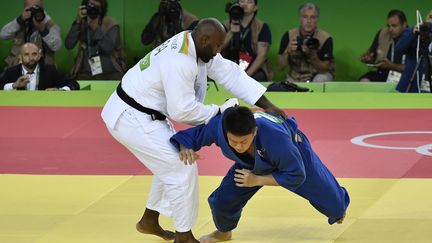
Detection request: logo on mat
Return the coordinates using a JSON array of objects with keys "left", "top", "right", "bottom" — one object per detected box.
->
[{"left": 351, "top": 131, "right": 432, "bottom": 157}]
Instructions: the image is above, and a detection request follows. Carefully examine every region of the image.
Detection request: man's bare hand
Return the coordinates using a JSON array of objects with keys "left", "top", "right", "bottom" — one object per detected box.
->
[
  {"left": 179, "top": 144, "right": 202, "bottom": 165},
  {"left": 21, "top": 7, "right": 32, "bottom": 21},
  {"left": 13, "top": 76, "right": 30, "bottom": 89},
  {"left": 376, "top": 58, "right": 392, "bottom": 70},
  {"left": 234, "top": 169, "right": 259, "bottom": 187},
  {"left": 264, "top": 106, "right": 287, "bottom": 119}
]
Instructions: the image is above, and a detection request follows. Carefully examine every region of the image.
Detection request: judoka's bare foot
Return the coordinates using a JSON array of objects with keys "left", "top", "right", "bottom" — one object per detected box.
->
[
  {"left": 136, "top": 221, "right": 175, "bottom": 241},
  {"left": 136, "top": 208, "right": 175, "bottom": 240},
  {"left": 199, "top": 230, "right": 232, "bottom": 243},
  {"left": 174, "top": 230, "right": 199, "bottom": 243},
  {"left": 336, "top": 213, "right": 346, "bottom": 224}
]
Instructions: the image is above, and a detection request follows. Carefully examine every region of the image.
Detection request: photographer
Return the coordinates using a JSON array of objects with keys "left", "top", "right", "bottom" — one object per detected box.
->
[
  {"left": 359, "top": 10, "right": 407, "bottom": 82},
  {"left": 393, "top": 12, "right": 432, "bottom": 93},
  {"left": 221, "top": 0, "right": 272, "bottom": 81},
  {"left": 0, "top": 0, "right": 61, "bottom": 69},
  {"left": 277, "top": 3, "right": 334, "bottom": 82},
  {"left": 141, "top": 0, "right": 198, "bottom": 47},
  {"left": 65, "top": 0, "right": 127, "bottom": 80}
]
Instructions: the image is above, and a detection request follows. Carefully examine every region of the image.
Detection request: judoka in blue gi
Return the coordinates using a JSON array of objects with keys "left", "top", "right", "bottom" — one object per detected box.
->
[{"left": 170, "top": 106, "right": 350, "bottom": 242}]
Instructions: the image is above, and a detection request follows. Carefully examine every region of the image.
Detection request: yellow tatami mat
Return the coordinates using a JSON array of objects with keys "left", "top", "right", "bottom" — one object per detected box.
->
[{"left": 1, "top": 175, "right": 432, "bottom": 243}]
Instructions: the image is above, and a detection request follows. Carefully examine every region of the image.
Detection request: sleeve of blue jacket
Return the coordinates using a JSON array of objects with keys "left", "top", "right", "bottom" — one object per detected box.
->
[
  {"left": 264, "top": 125, "right": 306, "bottom": 191},
  {"left": 170, "top": 114, "right": 222, "bottom": 151},
  {"left": 395, "top": 27, "right": 416, "bottom": 56}
]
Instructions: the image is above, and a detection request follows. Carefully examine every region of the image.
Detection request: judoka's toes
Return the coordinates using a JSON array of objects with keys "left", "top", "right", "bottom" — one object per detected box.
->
[{"left": 136, "top": 222, "right": 175, "bottom": 240}]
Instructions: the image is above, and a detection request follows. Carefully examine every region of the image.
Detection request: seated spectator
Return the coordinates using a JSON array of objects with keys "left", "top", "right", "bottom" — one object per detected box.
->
[
  {"left": 65, "top": 0, "right": 127, "bottom": 80},
  {"left": 221, "top": 0, "right": 272, "bottom": 81},
  {"left": 0, "top": 0, "right": 62, "bottom": 69},
  {"left": 359, "top": 10, "right": 407, "bottom": 82},
  {"left": 0, "top": 43, "right": 79, "bottom": 90},
  {"left": 141, "top": 0, "right": 198, "bottom": 47},
  {"left": 277, "top": 3, "right": 334, "bottom": 82}
]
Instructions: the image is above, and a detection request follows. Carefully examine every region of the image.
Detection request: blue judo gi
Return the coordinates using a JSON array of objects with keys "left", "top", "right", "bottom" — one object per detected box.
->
[{"left": 170, "top": 110, "right": 350, "bottom": 232}]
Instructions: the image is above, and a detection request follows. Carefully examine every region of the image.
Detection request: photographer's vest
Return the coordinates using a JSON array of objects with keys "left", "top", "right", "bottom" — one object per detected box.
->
[
  {"left": 376, "top": 28, "right": 394, "bottom": 62},
  {"left": 223, "top": 18, "right": 273, "bottom": 80},
  {"left": 154, "top": 10, "right": 197, "bottom": 46},
  {"left": 71, "top": 16, "right": 127, "bottom": 77},
  {"left": 5, "top": 20, "right": 56, "bottom": 68},
  {"left": 286, "top": 28, "right": 334, "bottom": 81}
]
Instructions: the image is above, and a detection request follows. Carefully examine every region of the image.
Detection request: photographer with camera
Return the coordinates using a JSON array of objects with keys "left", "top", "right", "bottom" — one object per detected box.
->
[
  {"left": 393, "top": 11, "right": 432, "bottom": 93},
  {"left": 359, "top": 10, "right": 407, "bottom": 82},
  {"left": 141, "top": 0, "right": 198, "bottom": 47},
  {"left": 277, "top": 3, "right": 334, "bottom": 82},
  {"left": 0, "top": 0, "right": 61, "bottom": 69},
  {"left": 65, "top": 0, "right": 127, "bottom": 80},
  {"left": 221, "top": 0, "right": 273, "bottom": 81}
]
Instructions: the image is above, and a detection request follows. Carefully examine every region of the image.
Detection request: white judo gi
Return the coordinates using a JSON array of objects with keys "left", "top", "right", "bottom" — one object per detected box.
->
[{"left": 101, "top": 31, "right": 266, "bottom": 232}]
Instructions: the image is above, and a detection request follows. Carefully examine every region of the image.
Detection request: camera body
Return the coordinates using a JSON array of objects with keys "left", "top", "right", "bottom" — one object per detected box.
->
[
  {"left": 159, "top": 0, "right": 181, "bottom": 20},
  {"left": 419, "top": 22, "right": 432, "bottom": 49},
  {"left": 225, "top": 2, "right": 244, "bottom": 22},
  {"left": 296, "top": 35, "right": 320, "bottom": 51},
  {"left": 27, "top": 5, "right": 46, "bottom": 22},
  {"left": 86, "top": 3, "right": 101, "bottom": 19}
]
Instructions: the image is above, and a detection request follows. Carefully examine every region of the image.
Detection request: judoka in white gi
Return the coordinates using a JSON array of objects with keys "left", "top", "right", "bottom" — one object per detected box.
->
[
  {"left": 101, "top": 18, "right": 285, "bottom": 243},
  {"left": 170, "top": 106, "right": 350, "bottom": 242}
]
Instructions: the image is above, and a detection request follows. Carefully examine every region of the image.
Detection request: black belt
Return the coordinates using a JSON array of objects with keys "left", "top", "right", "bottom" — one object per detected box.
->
[{"left": 116, "top": 83, "right": 166, "bottom": 121}]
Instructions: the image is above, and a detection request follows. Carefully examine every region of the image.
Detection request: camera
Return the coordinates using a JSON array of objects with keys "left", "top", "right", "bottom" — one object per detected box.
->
[
  {"left": 225, "top": 2, "right": 244, "bottom": 22},
  {"left": 159, "top": 0, "right": 181, "bottom": 20},
  {"left": 296, "top": 35, "right": 320, "bottom": 51},
  {"left": 86, "top": 3, "right": 101, "bottom": 19},
  {"left": 27, "top": 5, "right": 46, "bottom": 22},
  {"left": 419, "top": 22, "right": 432, "bottom": 49}
]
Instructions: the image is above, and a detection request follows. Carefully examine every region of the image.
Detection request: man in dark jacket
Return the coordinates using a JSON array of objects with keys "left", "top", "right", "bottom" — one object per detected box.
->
[{"left": 0, "top": 42, "right": 79, "bottom": 90}]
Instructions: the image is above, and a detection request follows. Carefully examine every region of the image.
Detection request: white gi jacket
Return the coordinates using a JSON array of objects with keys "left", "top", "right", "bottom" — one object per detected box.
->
[{"left": 102, "top": 31, "right": 266, "bottom": 128}]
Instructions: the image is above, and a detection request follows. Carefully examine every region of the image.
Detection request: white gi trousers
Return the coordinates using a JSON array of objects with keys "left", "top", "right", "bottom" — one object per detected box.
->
[{"left": 106, "top": 107, "right": 198, "bottom": 232}]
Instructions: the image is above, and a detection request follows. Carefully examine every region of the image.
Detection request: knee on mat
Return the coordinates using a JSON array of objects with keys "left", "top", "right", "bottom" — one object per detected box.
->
[{"left": 208, "top": 193, "right": 238, "bottom": 213}]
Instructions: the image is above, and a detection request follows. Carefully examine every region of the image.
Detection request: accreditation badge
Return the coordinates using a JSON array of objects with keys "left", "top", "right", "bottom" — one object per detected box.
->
[
  {"left": 89, "top": 56, "right": 103, "bottom": 76},
  {"left": 239, "top": 51, "right": 253, "bottom": 71},
  {"left": 386, "top": 70, "right": 401, "bottom": 83}
]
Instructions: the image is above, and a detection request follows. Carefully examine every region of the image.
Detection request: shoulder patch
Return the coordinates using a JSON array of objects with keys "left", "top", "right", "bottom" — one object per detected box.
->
[
  {"left": 139, "top": 52, "right": 151, "bottom": 71},
  {"left": 254, "top": 111, "right": 284, "bottom": 124},
  {"left": 179, "top": 32, "right": 189, "bottom": 55}
]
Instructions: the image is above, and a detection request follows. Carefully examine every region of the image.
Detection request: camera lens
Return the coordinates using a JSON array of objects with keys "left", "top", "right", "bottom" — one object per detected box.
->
[{"left": 86, "top": 3, "right": 100, "bottom": 19}]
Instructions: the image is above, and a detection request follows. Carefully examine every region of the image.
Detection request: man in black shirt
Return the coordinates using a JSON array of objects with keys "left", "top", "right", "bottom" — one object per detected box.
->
[{"left": 221, "top": 0, "right": 272, "bottom": 81}]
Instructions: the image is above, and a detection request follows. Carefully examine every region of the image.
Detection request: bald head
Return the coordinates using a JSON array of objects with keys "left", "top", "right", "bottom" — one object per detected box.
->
[
  {"left": 192, "top": 18, "right": 226, "bottom": 63},
  {"left": 25, "top": 0, "right": 43, "bottom": 7},
  {"left": 20, "top": 42, "right": 40, "bottom": 54},
  {"left": 192, "top": 18, "right": 226, "bottom": 38}
]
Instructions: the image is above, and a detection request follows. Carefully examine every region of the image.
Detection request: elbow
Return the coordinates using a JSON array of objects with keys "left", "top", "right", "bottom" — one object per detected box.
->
[
  {"left": 291, "top": 171, "right": 306, "bottom": 190},
  {"left": 276, "top": 57, "right": 287, "bottom": 70},
  {"left": 169, "top": 110, "right": 194, "bottom": 124},
  {"left": 64, "top": 39, "right": 76, "bottom": 50},
  {"left": 51, "top": 41, "right": 62, "bottom": 52},
  {"left": 276, "top": 62, "right": 286, "bottom": 71}
]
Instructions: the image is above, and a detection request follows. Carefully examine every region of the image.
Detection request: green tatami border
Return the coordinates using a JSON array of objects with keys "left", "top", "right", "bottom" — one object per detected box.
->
[{"left": 1, "top": 91, "right": 431, "bottom": 109}]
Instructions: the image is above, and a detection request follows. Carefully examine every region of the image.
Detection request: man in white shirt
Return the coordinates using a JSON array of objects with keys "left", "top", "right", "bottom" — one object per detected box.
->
[
  {"left": 0, "top": 42, "right": 79, "bottom": 91},
  {"left": 101, "top": 18, "right": 285, "bottom": 243}
]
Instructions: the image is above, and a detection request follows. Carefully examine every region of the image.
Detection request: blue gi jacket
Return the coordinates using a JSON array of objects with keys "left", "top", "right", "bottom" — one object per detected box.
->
[{"left": 170, "top": 111, "right": 306, "bottom": 191}]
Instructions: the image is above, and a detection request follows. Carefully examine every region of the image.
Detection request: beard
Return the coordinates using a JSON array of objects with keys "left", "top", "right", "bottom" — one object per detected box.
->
[
  {"left": 199, "top": 45, "right": 214, "bottom": 63},
  {"left": 24, "top": 61, "right": 38, "bottom": 70}
]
